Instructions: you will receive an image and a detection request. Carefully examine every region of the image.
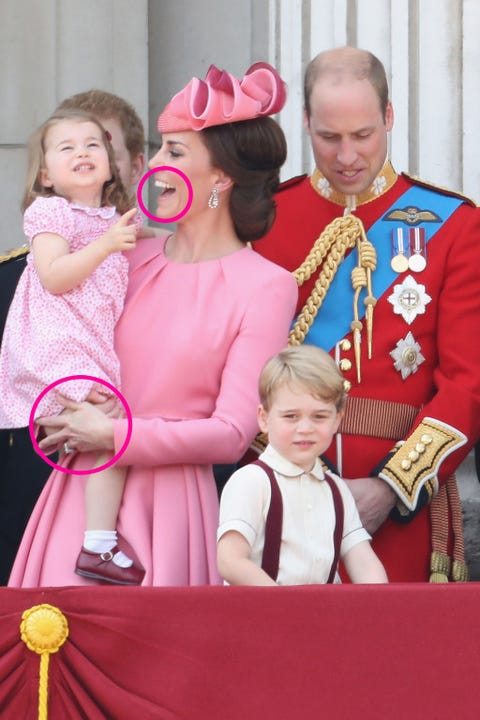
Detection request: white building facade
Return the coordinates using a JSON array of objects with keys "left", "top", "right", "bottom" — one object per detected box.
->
[{"left": 1, "top": 0, "right": 479, "bottom": 251}]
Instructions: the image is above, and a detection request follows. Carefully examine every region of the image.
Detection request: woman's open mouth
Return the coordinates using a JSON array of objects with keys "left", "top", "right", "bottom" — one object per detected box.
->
[{"left": 155, "top": 180, "right": 175, "bottom": 198}]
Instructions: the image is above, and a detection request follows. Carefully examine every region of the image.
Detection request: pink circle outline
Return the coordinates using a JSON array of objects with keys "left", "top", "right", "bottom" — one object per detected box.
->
[
  {"left": 28, "top": 375, "right": 133, "bottom": 476},
  {"left": 136, "top": 165, "right": 193, "bottom": 223}
]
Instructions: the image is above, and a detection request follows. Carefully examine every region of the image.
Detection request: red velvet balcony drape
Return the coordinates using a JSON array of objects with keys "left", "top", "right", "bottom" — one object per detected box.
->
[{"left": 0, "top": 584, "right": 479, "bottom": 719}]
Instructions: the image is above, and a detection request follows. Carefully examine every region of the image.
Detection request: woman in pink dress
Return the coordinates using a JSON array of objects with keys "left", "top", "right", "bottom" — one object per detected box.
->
[{"left": 9, "top": 62, "right": 298, "bottom": 587}]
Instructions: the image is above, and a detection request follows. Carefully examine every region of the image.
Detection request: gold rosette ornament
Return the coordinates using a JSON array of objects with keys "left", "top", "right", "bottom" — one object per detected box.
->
[{"left": 20, "top": 604, "right": 69, "bottom": 720}]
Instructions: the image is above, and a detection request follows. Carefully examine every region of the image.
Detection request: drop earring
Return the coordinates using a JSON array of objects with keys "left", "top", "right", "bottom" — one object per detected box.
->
[{"left": 208, "top": 187, "right": 219, "bottom": 209}]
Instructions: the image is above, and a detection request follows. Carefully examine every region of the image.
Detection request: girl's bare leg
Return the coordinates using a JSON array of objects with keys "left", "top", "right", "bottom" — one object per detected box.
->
[
  {"left": 75, "top": 456, "right": 145, "bottom": 584},
  {"left": 84, "top": 457, "right": 126, "bottom": 530}
]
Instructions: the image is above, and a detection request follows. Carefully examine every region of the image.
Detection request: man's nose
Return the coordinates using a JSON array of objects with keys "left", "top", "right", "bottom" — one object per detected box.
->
[{"left": 337, "top": 139, "right": 357, "bottom": 166}]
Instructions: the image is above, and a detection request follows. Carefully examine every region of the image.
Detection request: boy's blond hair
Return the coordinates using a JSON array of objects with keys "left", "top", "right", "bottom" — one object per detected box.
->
[{"left": 259, "top": 345, "right": 346, "bottom": 412}]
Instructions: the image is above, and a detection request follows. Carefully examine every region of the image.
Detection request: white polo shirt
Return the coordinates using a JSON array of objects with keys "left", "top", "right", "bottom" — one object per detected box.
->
[{"left": 217, "top": 444, "right": 371, "bottom": 585}]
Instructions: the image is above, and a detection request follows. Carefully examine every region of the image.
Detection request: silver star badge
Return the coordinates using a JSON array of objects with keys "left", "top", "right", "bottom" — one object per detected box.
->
[
  {"left": 390, "top": 331, "right": 425, "bottom": 380},
  {"left": 388, "top": 275, "right": 432, "bottom": 325}
]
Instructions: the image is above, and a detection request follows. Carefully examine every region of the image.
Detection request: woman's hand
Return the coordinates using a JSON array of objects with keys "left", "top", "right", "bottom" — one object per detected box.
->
[{"left": 37, "top": 396, "right": 117, "bottom": 455}]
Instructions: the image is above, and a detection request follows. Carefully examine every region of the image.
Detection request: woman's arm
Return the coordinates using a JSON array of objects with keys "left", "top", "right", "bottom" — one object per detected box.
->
[
  {"left": 33, "top": 208, "right": 138, "bottom": 294},
  {"left": 39, "top": 267, "right": 298, "bottom": 464},
  {"left": 37, "top": 393, "right": 122, "bottom": 453}
]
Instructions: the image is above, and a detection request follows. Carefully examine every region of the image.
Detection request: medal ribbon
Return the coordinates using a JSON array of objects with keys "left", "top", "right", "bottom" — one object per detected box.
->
[{"left": 305, "top": 185, "right": 463, "bottom": 351}]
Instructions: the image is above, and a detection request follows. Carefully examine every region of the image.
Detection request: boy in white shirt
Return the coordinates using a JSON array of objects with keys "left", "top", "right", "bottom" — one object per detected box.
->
[{"left": 217, "top": 345, "right": 388, "bottom": 585}]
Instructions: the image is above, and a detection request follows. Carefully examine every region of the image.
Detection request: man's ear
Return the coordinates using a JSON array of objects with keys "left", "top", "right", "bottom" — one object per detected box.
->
[
  {"left": 130, "top": 152, "right": 145, "bottom": 185},
  {"left": 385, "top": 100, "right": 394, "bottom": 132}
]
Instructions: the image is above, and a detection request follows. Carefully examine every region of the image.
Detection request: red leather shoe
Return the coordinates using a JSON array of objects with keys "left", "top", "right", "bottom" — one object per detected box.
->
[{"left": 75, "top": 546, "right": 145, "bottom": 585}]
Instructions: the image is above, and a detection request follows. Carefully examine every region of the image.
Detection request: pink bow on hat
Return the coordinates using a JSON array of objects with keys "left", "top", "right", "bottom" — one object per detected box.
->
[{"left": 158, "top": 62, "right": 287, "bottom": 133}]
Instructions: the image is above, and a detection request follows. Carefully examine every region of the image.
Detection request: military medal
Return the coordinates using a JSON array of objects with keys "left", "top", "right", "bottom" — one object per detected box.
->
[
  {"left": 408, "top": 227, "right": 427, "bottom": 272},
  {"left": 388, "top": 275, "right": 432, "bottom": 325},
  {"left": 390, "top": 228, "right": 409, "bottom": 273},
  {"left": 390, "top": 331, "right": 425, "bottom": 379}
]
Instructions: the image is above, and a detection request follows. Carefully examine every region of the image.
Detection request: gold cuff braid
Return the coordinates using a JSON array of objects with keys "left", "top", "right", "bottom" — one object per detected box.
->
[{"left": 378, "top": 418, "right": 467, "bottom": 511}]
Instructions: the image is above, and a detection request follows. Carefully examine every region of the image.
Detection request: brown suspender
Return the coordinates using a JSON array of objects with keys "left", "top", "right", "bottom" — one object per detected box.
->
[
  {"left": 255, "top": 459, "right": 283, "bottom": 581},
  {"left": 254, "top": 459, "right": 344, "bottom": 584}
]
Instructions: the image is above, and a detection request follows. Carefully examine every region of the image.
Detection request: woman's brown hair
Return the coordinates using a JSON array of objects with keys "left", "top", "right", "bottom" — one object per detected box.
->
[{"left": 201, "top": 116, "right": 287, "bottom": 243}]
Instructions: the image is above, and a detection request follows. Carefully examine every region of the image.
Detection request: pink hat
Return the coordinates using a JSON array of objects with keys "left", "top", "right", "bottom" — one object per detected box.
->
[{"left": 157, "top": 62, "right": 287, "bottom": 133}]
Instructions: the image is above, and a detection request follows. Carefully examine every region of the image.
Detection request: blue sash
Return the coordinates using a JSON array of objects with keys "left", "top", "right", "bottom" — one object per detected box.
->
[{"left": 305, "top": 185, "right": 463, "bottom": 351}]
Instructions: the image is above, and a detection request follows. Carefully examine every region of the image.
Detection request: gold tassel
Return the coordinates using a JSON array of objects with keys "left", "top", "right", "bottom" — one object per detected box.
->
[
  {"left": 429, "top": 475, "right": 469, "bottom": 582},
  {"left": 289, "top": 213, "right": 375, "bottom": 354},
  {"left": 429, "top": 550, "right": 450, "bottom": 583}
]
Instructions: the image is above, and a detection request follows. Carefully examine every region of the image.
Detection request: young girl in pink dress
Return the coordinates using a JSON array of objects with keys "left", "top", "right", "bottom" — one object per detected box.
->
[{"left": 0, "top": 108, "right": 144, "bottom": 585}]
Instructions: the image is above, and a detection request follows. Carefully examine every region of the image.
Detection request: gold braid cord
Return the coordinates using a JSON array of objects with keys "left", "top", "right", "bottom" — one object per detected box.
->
[
  {"left": 252, "top": 214, "right": 376, "bottom": 454},
  {"left": 289, "top": 214, "right": 376, "bottom": 383}
]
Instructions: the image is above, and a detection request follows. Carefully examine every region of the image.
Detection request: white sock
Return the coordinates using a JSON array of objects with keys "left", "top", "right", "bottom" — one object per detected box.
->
[{"left": 83, "top": 530, "right": 133, "bottom": 568}]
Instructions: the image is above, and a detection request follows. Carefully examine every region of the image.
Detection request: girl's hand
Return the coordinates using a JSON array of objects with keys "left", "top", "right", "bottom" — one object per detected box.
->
[
  {"left": 100, "top": 207, "right": 138, "bottom": 254},
  {"left": 37, "top": 397, "right": 116, "bottom": 455}
]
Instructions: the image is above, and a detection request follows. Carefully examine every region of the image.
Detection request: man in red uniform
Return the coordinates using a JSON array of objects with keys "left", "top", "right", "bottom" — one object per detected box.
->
[{"left": 254, "top": 46, "right": 480, "bottom": 581}]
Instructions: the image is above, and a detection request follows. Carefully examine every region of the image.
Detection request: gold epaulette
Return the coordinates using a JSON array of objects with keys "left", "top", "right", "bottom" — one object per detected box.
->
[
  {"left": 401, "top": 172, "right": 478, "bottom": 207},
  {"left": 0, "top": 245, "right": 29, "bottom": 265},
  {"left": 378, "top": 417, "right": 467, "bottom": 511}
]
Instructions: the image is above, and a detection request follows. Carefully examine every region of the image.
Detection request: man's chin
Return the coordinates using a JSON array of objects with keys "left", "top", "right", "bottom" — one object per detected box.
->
[{"left": 335, "top": 176, "right": 371, "bottom": 196}]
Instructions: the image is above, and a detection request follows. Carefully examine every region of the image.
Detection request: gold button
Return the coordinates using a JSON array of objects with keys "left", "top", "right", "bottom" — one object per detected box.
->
[
  {"left": 408, "top": 450, "right": 419, "bottom": 462},
  {"left": 415, "top": 442, "right": 425, "bottom": 453},
  {"left": 339, "top": 359, "right": 352, "bottom": 372},
  {"left": 340, "top": 339, "right": 352, "bottom": 351},
  {"left": 401, "top": 459, "right": 411, "bottom": 471},
  {"left": 421, "top": 434, "right": 433, "bottom": 444},
  {"left": 343, "top": 380, "right": 352, "bottom": 392}
]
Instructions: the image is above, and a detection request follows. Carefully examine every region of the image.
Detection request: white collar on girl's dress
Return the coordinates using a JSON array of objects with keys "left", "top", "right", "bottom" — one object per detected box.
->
[{"left": 69, "top": 202, "right": 116, "bottom": 219}]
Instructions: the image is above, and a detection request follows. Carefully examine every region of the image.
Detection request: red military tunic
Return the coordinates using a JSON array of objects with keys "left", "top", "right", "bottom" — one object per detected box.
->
[{"left": 254, "top": 161, "right": 480, "bottom": 581}]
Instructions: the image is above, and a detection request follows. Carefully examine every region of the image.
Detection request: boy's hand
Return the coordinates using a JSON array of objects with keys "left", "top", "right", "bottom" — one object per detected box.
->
[{"left": 101, "top": 208, "right": 138, "bottom": 254}]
